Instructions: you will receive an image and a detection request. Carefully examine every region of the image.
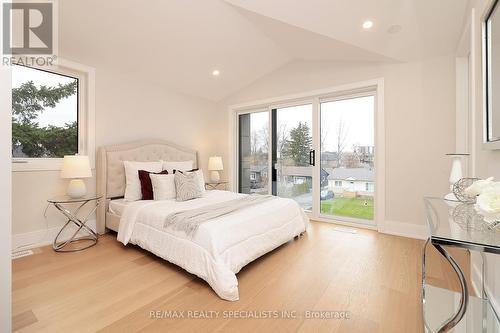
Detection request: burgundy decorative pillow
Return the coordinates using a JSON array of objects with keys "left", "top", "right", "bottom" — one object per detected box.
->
[{"left": 138, "top": 170, "right": 169, "bottom": 200}]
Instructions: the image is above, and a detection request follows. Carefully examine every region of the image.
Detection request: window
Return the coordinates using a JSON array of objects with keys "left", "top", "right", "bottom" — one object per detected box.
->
[
  {"left": 11, "top": 60, "right": 95, "bottom": 172},
  {"left": 12, "top": 64, "right": 79, "bottom": 158},
  {"left": 365, "top": 182, "right": 369, "bottom": 191},
  {"left": 335, "top": 180, "right": 342, "bottom": 187},
  {"left": 294, "top": 176, "right": 305, "bottom": 185}
]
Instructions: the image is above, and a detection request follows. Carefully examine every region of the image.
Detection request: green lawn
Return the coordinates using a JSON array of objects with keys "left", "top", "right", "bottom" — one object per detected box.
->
[{"left": 320, "top": 197, "right": 374, "bottom": 220}]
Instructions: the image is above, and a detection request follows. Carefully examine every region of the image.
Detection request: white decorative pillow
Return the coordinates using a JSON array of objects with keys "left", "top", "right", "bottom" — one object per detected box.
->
[
  {"left": 193, "top": 169, "right": 206, "bottom": 194},
  {"left": 150, "top": 174, "right": 176, "bottom": 200},
  {"left": 163, "top": 160, "right": 194, "bottom": 174},
  {"left": 175, "top": 171, "right": 204, "bottom": 201},
  {"left": 123, "top": 161, "right": 162, "bottom": 201},
  {"left": 175, "top": 169, "right": 206, "bottom": 194}
]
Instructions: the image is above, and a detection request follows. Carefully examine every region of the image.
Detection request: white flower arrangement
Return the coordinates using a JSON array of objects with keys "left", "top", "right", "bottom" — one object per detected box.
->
[{"left": 465, "top": 177, "right": 500, "bottom": 224}]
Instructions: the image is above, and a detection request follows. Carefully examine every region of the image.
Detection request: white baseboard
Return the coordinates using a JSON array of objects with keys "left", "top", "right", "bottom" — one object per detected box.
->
[
  {"left": 12, "top": 219, "right": 97, "bottom": 251},
  {"left": 378, "top": 220, "right": 427, "bottom": 240},
  {"left": 311, "top": 215, "right": 377, "bottom": 231}
]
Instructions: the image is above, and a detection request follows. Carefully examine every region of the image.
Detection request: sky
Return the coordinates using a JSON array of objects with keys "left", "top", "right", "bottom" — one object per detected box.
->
[
  {"left": 12, "top": 65, "right": 78, "bottom": 127},
  {"left": 249, "top": 95, "right": 374, "bottom": 153}
]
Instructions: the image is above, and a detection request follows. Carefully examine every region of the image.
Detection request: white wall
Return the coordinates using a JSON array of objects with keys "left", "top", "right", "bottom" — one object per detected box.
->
[
  {"left": 1, "top": 56, "right": 12, "bottom": 332},
  {"left": 461, "top": 0, "right": 500, "bottom": 314},
  {"left": 220, "top": 56, "right": 457, "bottom": 234}
]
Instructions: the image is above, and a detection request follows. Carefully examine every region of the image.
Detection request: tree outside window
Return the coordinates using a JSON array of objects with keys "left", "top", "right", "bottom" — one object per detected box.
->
[{"left": 12, "top": 65, "right": 78, "bottom": 158}]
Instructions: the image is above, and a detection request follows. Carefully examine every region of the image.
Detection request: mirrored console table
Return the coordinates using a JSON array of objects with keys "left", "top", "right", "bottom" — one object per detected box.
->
[{"left": 422, "top": 197, "right": 500, "bottom": 333}]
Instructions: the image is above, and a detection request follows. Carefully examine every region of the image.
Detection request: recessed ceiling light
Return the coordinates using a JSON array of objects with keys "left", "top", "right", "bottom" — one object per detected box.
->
[
  {"left": 362, "top": 20, "right": 373, "bottom": 30},
  {"left": 212, "top": 70, "right": 220, "bottom": 76}
]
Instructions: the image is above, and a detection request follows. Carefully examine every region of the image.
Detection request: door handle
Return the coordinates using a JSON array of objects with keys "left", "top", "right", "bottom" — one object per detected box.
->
[{"left": 309, "top": 150, "right": 315, "bottom": 166}]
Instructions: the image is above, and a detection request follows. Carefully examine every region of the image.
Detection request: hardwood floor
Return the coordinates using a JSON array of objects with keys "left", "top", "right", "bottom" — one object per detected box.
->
[{"left": 12, "top": 221, "right": 464, "bottom": 333}]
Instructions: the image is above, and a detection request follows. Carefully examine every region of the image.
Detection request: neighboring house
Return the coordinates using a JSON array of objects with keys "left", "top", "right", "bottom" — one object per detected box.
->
[
  {"left": 250, "top": 165, "right": 268, "bottom": 188},
  {"left": 280, "top": 166, "right": 329, "bottom": 186},
  {"left": 280, "top": 166, "right": 311, "bottom": 185},
  {"left": 327, "top": 167, "right": 374, "bottom": 197}
]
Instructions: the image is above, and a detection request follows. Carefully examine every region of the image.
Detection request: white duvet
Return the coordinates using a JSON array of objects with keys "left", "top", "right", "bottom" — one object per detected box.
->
[{"left": 117, "top": 190, "right": 308, "bottom": 301}]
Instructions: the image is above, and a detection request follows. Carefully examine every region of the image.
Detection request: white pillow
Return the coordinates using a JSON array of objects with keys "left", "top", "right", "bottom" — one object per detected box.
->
[
  {"left": 163, "top": 160, "right": 194, "bottom": 173},
  {"left": 150, "top": 174, "right": 176, "bottom": 200},
  {"left": 175, "top": 169, "right": 206, "bottom": 194},
  {"left": 174, "top": 172, "right": 204, "bottom": 201},
  {"left": 123, "top": 161, "right": 162, "bottom": 201},
  {"left": 193, "top": 169, "right": 206, "bottom": 194}
]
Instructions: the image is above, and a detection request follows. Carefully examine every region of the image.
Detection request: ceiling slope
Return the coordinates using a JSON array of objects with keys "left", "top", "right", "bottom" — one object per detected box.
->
[
  {"left": 231, "top": 5, "right": 396, "bottom": 63},
  {"left": 224, "top": 0, "right": 468, "bottom": 62}
]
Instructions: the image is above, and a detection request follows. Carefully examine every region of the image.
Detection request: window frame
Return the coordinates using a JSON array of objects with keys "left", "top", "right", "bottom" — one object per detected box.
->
[
  {"left": 12, "top": 59, "right": 95, "bottom": 172},
  {"left": 236, "top": 108, "right": 271, "bottom": 194}
]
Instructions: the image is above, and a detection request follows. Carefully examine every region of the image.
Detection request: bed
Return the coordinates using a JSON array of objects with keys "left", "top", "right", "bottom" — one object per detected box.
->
[{"left": 96, "top": 140, "right": 309, "bottom": 301}]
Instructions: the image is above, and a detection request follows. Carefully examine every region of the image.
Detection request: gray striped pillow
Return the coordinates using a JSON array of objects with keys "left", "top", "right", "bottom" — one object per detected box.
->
[{"left": 175, "top": 171, "right": 204, "bottom": 201}]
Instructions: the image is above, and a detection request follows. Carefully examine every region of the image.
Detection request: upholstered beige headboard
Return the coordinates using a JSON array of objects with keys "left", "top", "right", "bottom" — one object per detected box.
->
[{"left": 96, "top": 139, "right": 197, "bottom": 234}]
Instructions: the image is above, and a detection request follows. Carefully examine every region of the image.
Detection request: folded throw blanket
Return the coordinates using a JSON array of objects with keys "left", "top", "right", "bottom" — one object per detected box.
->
[{"left": 164, "top": 194, "right": 276, "bottom": 237}]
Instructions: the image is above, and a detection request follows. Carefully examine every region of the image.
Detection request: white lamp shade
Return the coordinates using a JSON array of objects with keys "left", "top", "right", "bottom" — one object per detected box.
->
[
  {"left": 208, "top": 156, "right": 223, "bottom": 171},
  {"left": 61, "top": 155, "right": 92, "bottom": 179}
]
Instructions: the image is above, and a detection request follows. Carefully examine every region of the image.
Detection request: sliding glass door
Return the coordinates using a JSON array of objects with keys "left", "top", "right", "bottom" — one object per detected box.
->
[
  {"left": 273, "top": 104, "right": 313, "bottom": 211},
  {"left": 237, "top": 91, "right": 376, "bottom": 225},
  {"left": 319, "top": 95, "right": 375, "bottom": 221},
  {"left": 238, "top": 111, "right": 269, "bottom": 195}
]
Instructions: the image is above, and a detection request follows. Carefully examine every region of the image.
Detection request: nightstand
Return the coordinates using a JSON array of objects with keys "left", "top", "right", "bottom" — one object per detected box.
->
[
  {"left": 46, "top": 195, "right": 101, "bottom": 252},
  {"left": 205, "top": 181, "right": 228, "bottom": 190}
]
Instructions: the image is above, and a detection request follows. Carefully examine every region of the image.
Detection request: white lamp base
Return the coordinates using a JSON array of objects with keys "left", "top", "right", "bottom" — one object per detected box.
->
[
  {"left": 210, "top": 170, "right": 220, "bottom": 182},
  {"left": 67, "top": 179, "right": 87, "bottom": 198},
  {"left": 444, "top": 155, "right": 463, "bottom": 202}
]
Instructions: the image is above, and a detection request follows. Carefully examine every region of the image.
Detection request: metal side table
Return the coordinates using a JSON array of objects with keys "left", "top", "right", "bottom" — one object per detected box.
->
[
  {"left": 46, "top": 195, "right": 101, "bottom": 252},
  {"left": 422, "top": 197, "right": 500, "bottom": 333}
]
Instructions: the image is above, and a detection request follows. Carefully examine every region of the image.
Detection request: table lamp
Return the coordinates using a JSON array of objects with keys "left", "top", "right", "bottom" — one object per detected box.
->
[
  {"left": 208, "top": 156, "right": 223, "bottom": 182},
  {"left": 61, "top": 155, "right": 92, "bottom": 198}
]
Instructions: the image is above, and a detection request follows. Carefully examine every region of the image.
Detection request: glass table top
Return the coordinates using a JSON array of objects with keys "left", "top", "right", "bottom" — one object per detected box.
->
[
  {"left": 424, "top": 197, "right": 500, "bottom": 254},
  {"left": 47, "top": 195, "right": 102, "bottom": 204}
]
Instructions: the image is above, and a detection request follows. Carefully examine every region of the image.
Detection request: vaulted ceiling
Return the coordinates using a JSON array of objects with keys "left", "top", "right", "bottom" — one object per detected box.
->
[{"left": 59, "top": 0, "right": 468, "bottom": 101}]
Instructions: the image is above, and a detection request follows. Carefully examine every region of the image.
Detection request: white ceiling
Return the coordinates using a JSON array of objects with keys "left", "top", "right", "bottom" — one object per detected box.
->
[
  {"left": 225, "top": 0, "right": 469, "bottom": 62},
  {"left": 59, "top": 0, "right": 468, "bottom": 101}
]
